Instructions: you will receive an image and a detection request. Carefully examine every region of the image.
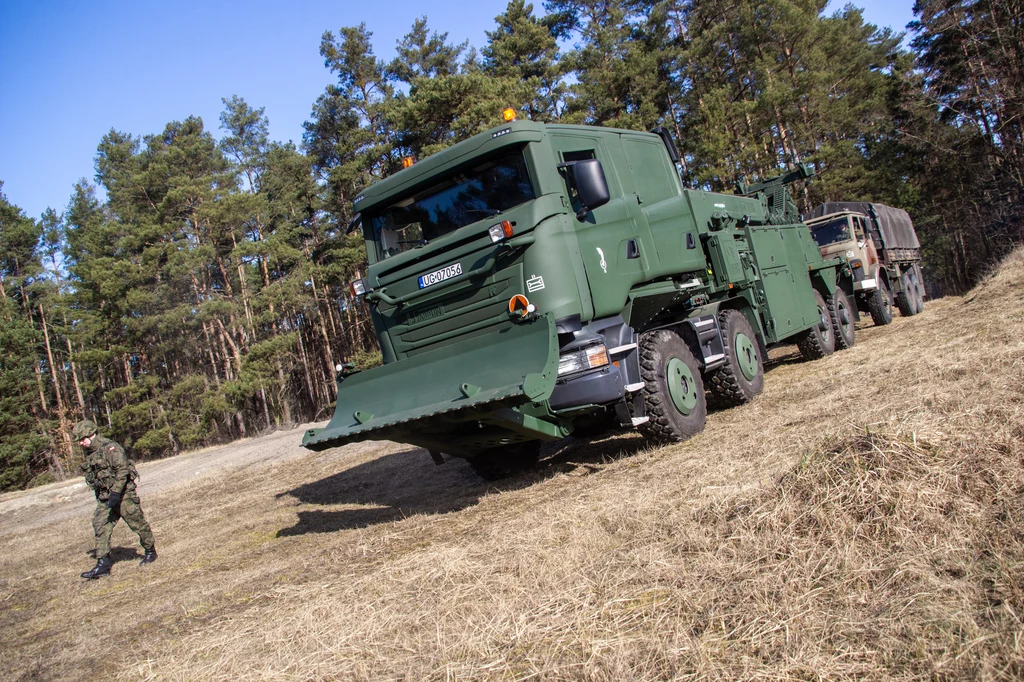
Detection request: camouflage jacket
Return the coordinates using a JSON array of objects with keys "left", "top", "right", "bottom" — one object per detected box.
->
[{"left": 80, "top": 435, "right": 137, "bottom": 500}]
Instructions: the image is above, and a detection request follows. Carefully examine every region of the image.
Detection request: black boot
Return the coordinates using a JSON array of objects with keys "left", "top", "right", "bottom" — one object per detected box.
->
[
  {"left": 140, "top": 546, "right": 157, "bottom": 565},
  {"left": 81, "top": 555, "right": 112, "bottom": 579}
]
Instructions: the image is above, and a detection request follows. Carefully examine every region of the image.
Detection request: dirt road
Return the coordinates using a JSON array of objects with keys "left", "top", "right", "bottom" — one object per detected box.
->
[{"left": 0, "top": 423, "right": 400, "bottom": 536}]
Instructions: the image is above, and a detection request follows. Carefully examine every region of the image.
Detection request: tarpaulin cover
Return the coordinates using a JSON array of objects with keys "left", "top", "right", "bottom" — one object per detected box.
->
[{"left": 804, "top": 202, "right": 920, "bottom": 250}]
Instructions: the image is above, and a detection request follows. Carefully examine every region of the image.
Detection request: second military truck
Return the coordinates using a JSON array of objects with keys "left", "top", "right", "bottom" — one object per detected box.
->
[
  {"left": 804, "top": 202, "right": 925, "bottom": 324},
  {"left": 303, "top": 116, "right": 855, "bottom": 478}
]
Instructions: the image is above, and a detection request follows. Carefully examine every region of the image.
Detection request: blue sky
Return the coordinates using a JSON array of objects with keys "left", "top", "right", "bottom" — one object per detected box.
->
[{"left": 0, "top": 0, "right": 917, "bottom": 221}]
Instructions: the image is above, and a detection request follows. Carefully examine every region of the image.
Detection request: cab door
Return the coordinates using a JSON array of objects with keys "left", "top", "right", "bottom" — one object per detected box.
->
[
  {"left": 549, "top": 132, "right": 645, "bottom": 319},
  {"left": 620, "top": 134, "right": 706, "bottom": 280}
]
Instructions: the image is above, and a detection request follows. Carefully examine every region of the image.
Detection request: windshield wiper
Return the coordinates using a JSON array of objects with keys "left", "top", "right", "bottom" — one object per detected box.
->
[
  {"left": 464, "top": 208, "right": 501, "bottom": 217},
  {"left": 397, "top": 239, "right": 429, "bottom": 246}
]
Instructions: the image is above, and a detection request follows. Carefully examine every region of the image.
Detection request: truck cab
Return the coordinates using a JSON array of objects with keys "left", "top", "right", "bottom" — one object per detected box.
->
[
  {"left": 804, "top": 202, "right": 925, "bottom": 325},
  {"left": 805, "top": 210, "right": 879, "bottom": 295}
]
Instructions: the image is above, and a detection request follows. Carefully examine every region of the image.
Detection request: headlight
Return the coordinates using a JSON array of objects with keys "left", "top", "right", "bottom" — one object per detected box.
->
[{"left": 557, "top": 344, "right": 609, "bottom": 376}]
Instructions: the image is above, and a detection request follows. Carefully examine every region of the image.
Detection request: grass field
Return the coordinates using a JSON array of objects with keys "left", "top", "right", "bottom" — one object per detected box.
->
[{"left": 1, "top": 248, "right": 1021, "bottom": 681}]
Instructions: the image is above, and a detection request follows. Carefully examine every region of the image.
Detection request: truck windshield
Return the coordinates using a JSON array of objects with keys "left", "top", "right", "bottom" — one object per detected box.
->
[
  {"left": 369, "top": 149, "right": 535, "bottom": 259},
  {"left": 809, "top": 217, "right": 852, "bottom": 247}
]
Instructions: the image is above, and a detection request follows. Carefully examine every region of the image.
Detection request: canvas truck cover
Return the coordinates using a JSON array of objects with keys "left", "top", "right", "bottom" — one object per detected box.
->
[{"left": 805, "top": 202, "right": 920, "bottom": 251}]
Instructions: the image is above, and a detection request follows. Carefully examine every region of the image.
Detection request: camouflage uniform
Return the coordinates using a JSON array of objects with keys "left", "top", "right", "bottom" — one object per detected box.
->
[
  {"left": 74, "top": 419, "right": 156, "bottom": 577},
  {"left": 81, "top": 434, "right": 155, "bottom": 557}
]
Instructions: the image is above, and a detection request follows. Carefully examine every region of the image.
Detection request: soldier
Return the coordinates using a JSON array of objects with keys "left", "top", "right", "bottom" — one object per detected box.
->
[{"left": 73, "top": 419, "right": 157, "bottom": 579}]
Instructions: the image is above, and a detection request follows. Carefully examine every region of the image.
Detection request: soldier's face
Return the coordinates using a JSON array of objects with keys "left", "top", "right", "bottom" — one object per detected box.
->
[{"left": 79, "top": 436, "right": 92, "bottom": 448}]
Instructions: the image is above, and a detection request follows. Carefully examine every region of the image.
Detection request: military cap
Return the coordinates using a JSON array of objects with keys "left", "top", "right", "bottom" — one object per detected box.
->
[{"left": 72, "top": 419, "right": 98, "bottom": 440}]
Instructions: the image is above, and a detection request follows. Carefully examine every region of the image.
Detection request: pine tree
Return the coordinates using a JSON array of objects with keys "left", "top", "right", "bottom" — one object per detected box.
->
[
  {"left": 0, "top": 185, "right": 55, "bottom": 489},
  {"left": 388, "top": 16, "right": 467, "bottom": 82},
  {"left": 484, "top": 0, "right": 566, "bottom": 120},
  {"left": 547, "top": 0, "right": 673, "bottom": 129},
  {"left": 904, "top": 0, "right": 1024, "bottom": 290},
  {"left": 306, "top": 23, "right": 398, "bottom": 215}
]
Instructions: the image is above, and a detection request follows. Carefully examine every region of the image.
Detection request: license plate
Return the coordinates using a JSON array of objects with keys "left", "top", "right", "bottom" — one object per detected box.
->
[{"left": 418, "top": 262, "right": 463, "bottom": 289}]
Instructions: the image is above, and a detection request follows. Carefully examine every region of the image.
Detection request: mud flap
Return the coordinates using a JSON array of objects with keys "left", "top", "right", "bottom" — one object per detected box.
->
[{"left": 302, "top": 315, "right": 560, "bottom": 453}]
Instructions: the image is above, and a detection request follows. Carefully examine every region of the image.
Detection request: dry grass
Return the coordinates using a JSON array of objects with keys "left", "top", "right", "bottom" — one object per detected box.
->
[{"left": 1, "top": 248, "right": 1022, "bottom": 681}]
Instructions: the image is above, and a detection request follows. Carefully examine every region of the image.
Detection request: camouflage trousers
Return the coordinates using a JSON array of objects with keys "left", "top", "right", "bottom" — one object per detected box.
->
[{"left": 92, "top": 490, "right": 154, "bottom": 557}]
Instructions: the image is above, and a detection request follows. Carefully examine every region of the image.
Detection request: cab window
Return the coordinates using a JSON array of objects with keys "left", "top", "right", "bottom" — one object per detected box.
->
[
  {"left": 852, "top": 216, "right": 867, "bottom": 240},
  {"left": 368, "top": 148, "right": 535, "bottom": 259},
  {"left": 622, "top": 138, "right": 678, "bottom": 204},
  {"left": 810, "top": 216, "right": 852, "bottom": 247}
]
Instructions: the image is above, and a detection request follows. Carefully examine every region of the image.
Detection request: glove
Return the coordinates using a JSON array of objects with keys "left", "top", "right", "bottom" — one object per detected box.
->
[{"left": 106, "top": 492, "right": 122, "bottom": 508}]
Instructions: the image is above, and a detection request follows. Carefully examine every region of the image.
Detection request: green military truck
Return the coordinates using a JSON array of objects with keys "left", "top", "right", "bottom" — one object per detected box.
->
[
  {"left": 804, "top": 203, "right": 925, "bottom": 324},
  {"left": 302, "top": 118, "right": 855, "bottom": 478}
]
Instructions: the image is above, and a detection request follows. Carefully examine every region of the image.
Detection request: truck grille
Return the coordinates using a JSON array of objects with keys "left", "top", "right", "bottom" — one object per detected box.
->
[{"left": 387, "top": 263, "right": 525, "bottom": 357}]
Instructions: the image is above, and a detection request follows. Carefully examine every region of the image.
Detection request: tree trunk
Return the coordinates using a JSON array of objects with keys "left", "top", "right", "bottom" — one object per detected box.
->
[
  {"left": 214, "top": 317, "right": 242, "bottom": 378},
  {"left": 39, "top": 305, "right": 72, "bottom": 477},
  {"left": 295, "top": 311, "right": 317, "bottom": 407},
  {"left": 62, "top": 322, "right": 86, "bottom": 411}
]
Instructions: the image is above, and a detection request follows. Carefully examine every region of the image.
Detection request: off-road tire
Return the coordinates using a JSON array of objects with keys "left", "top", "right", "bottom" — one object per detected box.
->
[
  {"left": 706, "top": 309, "right": 764, "bottom": 410},
  {"left": 469, "top": 441, "right": 541, "bottom": 480},
  {"left": 830, "top": 287, "right": 856, "bottom": 350},
  {"left": 796, "top": 289, "right": 835, "bottom": 360},
  {"left": 911, "top": 266, "right": 925, "bottom": 314},
  {"left": 895, "top": 271, "right": 917, "bottom": 317},
  {"left": 867, "top": 279, "right": 893, "bottom": 326},
  {"left": 637, "top": 329, "right": 707, "bottom": 444}
]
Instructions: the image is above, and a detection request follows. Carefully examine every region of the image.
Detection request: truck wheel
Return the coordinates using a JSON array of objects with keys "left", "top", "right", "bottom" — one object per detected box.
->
[
  {"left": 867, "top": 279, "right": 893, "bottom": 326},
  {"left": 910, "top": 268, "right": 925, "bottom": 314},
  {"left": 469, "top": 441, "right": 541, "bottom": 480},
  {"left": 796, "top": 289, "right": 835, "bottom": 360},
  {"left": 706, "top": 309, "right": 764, "bottom": 409},
  {"left": 638, "top": 330, "right": 706, "bottom": 444},
  {"left": 829, "top": 287, "right": 856, "bottom": 350},
  {"left": 895, "top": 272, "right": 917, "bottom": 317}
]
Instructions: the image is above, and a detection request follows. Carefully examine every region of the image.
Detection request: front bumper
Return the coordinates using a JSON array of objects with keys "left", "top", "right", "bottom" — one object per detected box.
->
[
  {"left": 549, "top": 363, "right": 624, "bottom": 410},
  {"left": 302, "top": 314, "right": 561, "bottom": 454}
]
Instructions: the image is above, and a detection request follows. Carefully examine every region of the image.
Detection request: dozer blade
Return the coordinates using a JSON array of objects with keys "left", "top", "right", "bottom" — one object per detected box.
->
[{"left": 302, "top": 315, "right": 559, "bottom": 453}]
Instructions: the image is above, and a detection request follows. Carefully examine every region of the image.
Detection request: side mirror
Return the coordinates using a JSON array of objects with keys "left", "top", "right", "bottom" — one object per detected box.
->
[{"left": 570, "top": 159, "right": 610, "bottom": 219}]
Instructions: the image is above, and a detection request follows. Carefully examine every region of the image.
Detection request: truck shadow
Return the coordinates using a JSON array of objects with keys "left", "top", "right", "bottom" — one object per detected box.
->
[
  {"left": 275, "top": 434, "right": 652, "bottom": 537},
  {"left": 537, "top": 433, "right": 650, "bottom": 475},
  {"left": 276, "top": 448, "right": 522, "bottom": 536},
  {"left": 763, "top": 347, "right": 803, "bottom": 370},
  {"left": 274, "top": 346, "right": 850, "bottom": 539}
]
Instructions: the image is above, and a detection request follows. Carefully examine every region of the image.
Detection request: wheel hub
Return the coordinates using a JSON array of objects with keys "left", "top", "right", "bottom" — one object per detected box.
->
[
  {"left": 666, "top": 356, "right": 698, "bottom": 415},
  {"left": 818, "top": 305, "right": 831, "bottom": 341},
  {"left": 735, "top": 332, "right": 758, "bottom": 381}
]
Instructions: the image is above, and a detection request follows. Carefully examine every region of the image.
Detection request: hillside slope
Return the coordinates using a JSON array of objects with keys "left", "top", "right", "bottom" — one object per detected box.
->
[{"left": 1, "top": 249, "right": 1022, "bottom": 681}]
